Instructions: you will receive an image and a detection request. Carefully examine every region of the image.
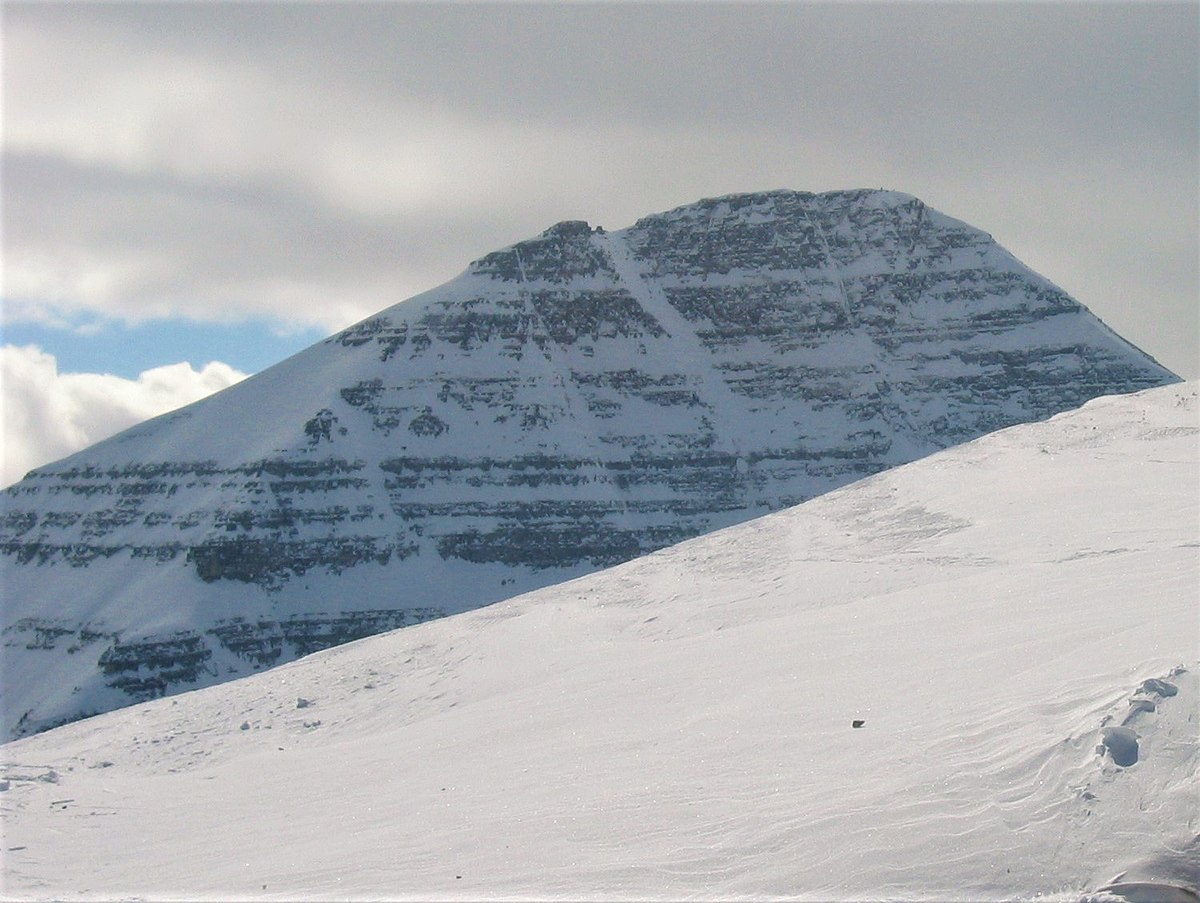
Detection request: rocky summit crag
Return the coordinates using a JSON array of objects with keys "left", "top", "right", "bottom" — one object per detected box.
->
[{"left": 0, "top": 189, "right": 1178, "bottom": 738}]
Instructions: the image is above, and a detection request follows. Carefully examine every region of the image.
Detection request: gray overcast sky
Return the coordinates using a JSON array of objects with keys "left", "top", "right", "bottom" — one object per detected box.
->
[{"left": 3, "top": 1, "right": 1198, "bottom": 377}]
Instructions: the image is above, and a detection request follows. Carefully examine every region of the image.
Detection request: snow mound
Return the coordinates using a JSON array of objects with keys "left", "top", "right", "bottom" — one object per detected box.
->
[{"left": 1084, "top": 832, "right": 1200, "bottom": 903}]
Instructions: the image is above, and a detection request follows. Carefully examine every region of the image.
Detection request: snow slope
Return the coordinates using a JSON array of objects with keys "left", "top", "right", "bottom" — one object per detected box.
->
[{"left": 2, "top": 382, "right": 1197, "bottom": 901}]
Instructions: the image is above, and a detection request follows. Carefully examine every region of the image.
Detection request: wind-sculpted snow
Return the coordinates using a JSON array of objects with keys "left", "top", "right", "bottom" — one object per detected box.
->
[
  {"left": 1, "top": 382, "right": 1195, "bottom": 900},
  {"left": 0, "top": 189, "right": 1179, "bottom": 739}
]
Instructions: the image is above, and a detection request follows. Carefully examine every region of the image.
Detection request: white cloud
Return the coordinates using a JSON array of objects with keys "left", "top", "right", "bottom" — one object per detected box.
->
[{"left": 0, "top": 345, "right": 247, "bottom": 487}]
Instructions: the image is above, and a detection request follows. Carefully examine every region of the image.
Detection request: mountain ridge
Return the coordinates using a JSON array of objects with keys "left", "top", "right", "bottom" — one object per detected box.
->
[{"left": 0, "top": 188, "right": 1179, "bottom": 738}]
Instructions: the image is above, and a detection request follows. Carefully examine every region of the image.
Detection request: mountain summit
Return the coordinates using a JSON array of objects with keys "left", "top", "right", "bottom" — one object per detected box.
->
[{"left": 0, "top": 189, "right": 1178, "bottom": 737}]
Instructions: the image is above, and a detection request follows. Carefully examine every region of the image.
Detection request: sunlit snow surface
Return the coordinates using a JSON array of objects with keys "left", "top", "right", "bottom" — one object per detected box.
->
[{"left": 2, "top": 383, "right": 1197, "bottom": 901}]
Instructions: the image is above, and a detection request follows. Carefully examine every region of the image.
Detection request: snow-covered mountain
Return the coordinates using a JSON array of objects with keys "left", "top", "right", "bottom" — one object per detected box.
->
[
  {"left": 0, "top": 189, "right": 1178, "bottom": 739},
  {"left": 3, "top": 382, "right": 1195, "bottom": 901}
]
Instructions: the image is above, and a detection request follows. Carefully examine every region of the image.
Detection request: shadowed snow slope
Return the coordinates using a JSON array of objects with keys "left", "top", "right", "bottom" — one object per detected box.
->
[{"left": 2, "top": 382, "right": 1197, "bottom": 901}]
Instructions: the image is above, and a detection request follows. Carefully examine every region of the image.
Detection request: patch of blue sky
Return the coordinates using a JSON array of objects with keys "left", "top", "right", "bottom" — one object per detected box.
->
[{"left": 1, "top": 316, "right": 328, "bottom": 379}]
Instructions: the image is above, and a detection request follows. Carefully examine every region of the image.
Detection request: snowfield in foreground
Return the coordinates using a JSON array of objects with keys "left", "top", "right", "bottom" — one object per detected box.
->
[{"left": 2, "top": 383, "right": 1197, "bottom": 901}]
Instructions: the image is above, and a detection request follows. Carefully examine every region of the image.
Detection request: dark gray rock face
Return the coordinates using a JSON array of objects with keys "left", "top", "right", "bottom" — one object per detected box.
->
[{"left": 0, "top": 189, "right": 1178, "bottom": 738}]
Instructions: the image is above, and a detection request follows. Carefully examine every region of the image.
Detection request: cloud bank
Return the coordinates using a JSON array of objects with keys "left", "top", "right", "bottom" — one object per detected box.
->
[{"left": 1, "top": 345, "right": 246, "bottom": 487}]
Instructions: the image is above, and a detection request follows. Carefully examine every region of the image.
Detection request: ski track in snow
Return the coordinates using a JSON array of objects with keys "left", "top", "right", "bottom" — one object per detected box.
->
[{"left": 1, "top": 382, "right": 1197, "bottom": 901}]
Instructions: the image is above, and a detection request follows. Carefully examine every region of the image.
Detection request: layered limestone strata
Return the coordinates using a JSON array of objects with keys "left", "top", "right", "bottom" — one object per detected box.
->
[{"left": 0, "top": 189, "right": 1178, "bottom": 737}]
